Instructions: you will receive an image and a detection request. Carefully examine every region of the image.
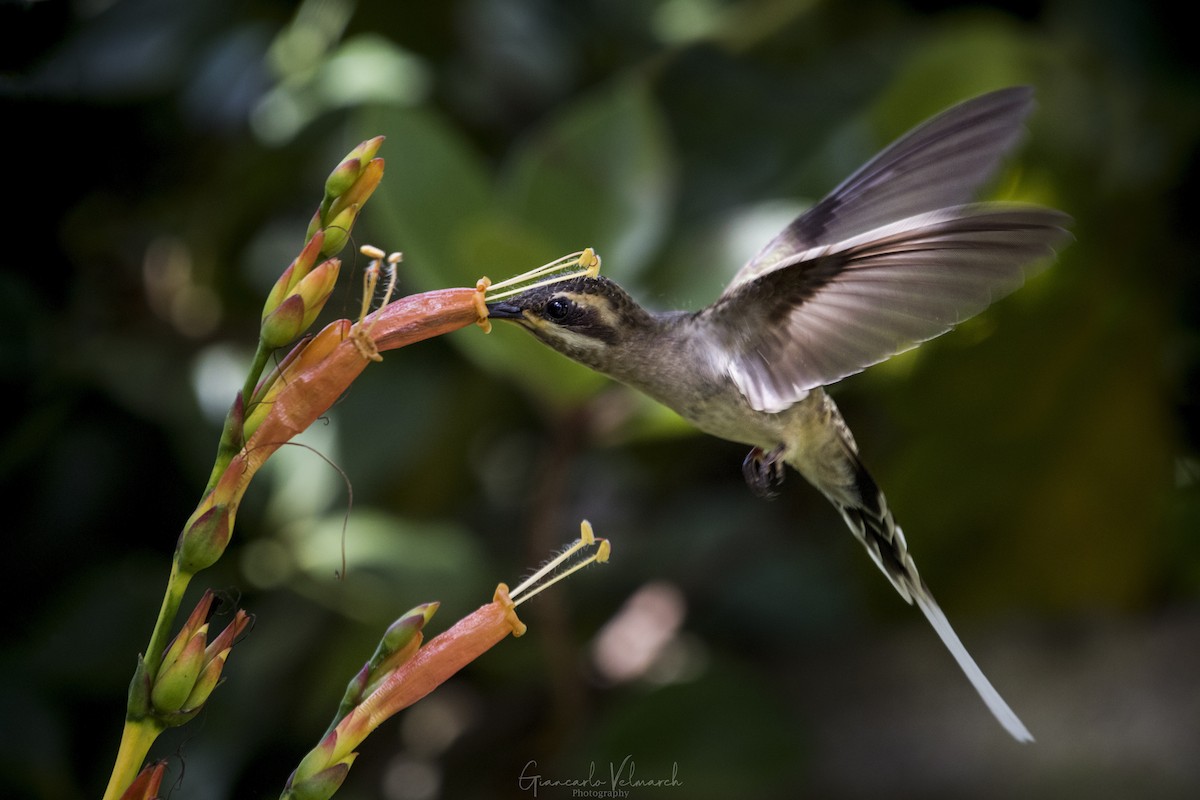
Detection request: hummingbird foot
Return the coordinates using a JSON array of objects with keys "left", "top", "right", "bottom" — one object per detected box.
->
[{"left": 742, "top": 444, "right": 786, "bottom": 499}]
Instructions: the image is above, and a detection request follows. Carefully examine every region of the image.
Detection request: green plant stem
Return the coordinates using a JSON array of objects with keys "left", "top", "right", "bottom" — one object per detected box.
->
[
  {"left": 103, "top": 561, "right": 193, "bottom": 798},
  {"left": 144, "top": 560, "right": 194, "bottom": 676},
  {"left": 240, "top": 339, "right": 272, "bottom": 424},
  {"left": 105, "top": 333, "right": 254, "bottom": 793},
  {"left": 204, "top": 339, "right": 272, "bottom": 494},
  {"left": 102, "top": 719, "right": 162, "bottom": 800}
]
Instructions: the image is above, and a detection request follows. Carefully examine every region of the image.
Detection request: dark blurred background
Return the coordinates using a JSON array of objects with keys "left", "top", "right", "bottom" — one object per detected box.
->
[{"left": 3, "top": 1, "right": 1199, "bottom": 798}]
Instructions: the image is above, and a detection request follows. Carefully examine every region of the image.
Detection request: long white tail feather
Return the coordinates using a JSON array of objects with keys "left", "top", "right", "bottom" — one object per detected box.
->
[
  {"left": 911, "top": 584, "right": 1034, "bottom": 742},
  {"left": 816, "top": 420, "right": 1033, "bottom": 742}
]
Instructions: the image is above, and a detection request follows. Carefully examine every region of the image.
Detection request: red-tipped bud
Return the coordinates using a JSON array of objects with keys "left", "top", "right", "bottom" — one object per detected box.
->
[
  {"left": 351, "top": 135, "right": 385, "bottom": 165},
  {"left": 290, "top": 729, "right": 345, "bottom": 789},
  {"left": 176, "top": 504, "right": 232, "bottom": 574},
  {"left": 119, "top": 760, "right": 167, "bottom": 800},
  {"left": 259, "top": 258, "right": 341, "bottom": 348},
  {"left": 205, "top": 607, "right": 251, "bottom": 659},
  {"left": 324, "top": 156, "right": 362, "bottom": 199},
  {"left": 363, "top": 602, "right": 439, "bottom": 695},
  {"left": 260, "top": 294, "right": 306, "bottom": 349},
  {"left": 327, "top": 138, "right": 385, "bottom": 196},
  {"left": 158, "top": 591, "right": 215, "bottom": 674},
  {"left": 325, "top": 159, "right": 384, "bottom": 227},
  {"left": 181, "top": 608, "right": 251, "bottom": 711},
  {"left": 264, "top": 231, "right": 327, "bottom": 315},
  {"left": 283, "top": 757, "right": 356, "bottom": 800},
  {"left": 382, "top": 603, "right": 439, "bottom": 656},
  {"left": 305, "top": 207, "right": 324, "bottom": 245},
  {"left": 149, "top": 595, "right": 249, "bottom": 720},
  {"left": 325, "top": 603, "right": 439, "bottom": 734}
]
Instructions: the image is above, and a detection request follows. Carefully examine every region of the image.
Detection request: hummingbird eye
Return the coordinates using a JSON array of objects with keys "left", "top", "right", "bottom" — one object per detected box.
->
[{"left": 544, "top": 296, "right": 575, "bottom": 322}]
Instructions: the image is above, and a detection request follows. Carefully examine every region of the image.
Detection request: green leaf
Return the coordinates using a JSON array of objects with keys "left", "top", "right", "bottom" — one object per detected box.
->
[
  {"left": 356, "top": 105, "right": 493, "bottom": 289},
  {"left": 356, "top": 86, "right": 675, "bottom": 406},
  {"left": 502, "top": 78, "right": 674, "bottom": 285}
]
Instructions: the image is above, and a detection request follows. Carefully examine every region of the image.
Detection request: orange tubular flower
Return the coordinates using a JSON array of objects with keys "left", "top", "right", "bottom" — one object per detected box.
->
[
  {"left": 292, "top": 586, "right": 526, "bottom": 784},
  {"left": 283, "top": 522, "right": 609, "bottom": 800},
  {"left": 178, "top": 285, "right": 487, "bottom": 576}
]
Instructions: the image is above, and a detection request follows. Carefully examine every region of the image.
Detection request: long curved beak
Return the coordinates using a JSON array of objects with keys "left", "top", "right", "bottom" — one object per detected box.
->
[{"left": 486, "top": 301, "right": 527, "bottom": 321}]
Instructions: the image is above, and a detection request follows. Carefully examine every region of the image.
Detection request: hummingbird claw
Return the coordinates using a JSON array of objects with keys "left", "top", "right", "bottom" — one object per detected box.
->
[{"left": 742, "top": 445, "right": 786, "bottom": 499}]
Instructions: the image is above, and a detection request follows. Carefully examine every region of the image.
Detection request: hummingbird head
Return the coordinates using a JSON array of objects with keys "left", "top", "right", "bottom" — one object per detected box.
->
[{"left": 486, "top": 275, "right": 654, "bottom": 368}]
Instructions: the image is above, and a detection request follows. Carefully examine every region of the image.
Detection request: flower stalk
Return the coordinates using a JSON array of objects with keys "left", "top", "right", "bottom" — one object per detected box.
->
[
  {"left": 105, "top": 281, "right": 488, "bottom": 799},
  {"left": 282, "top": 522, "right": 611, "bottom": 800},
  {"left": 104, "top": 592, "right": 250, "bottom": 800},
  {"left": 103, "top": 125, "right": 595, "bottom": 800},
  {"left": 104, "top": 136, "right": 499, "bottom": 800}
]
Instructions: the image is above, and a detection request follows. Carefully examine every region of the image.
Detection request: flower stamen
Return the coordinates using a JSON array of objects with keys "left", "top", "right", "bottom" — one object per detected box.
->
[
  {"left": 510, "top": 520, "right": 611, "bottom": 607},
  {"left": 352, "top": 245, "right": 402, "bottom": 361},
  {"left": 482, "top": 248, "right": 602, "bottom": 301}
]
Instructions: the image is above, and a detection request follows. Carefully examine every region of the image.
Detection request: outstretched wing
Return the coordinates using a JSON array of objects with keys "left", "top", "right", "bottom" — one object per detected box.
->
[
  {"left": 702, "top": 205, "right": 1072, "bottom": 413},
  {"left": 726, "top": 86, "right": 1037, "bottom": 292}
]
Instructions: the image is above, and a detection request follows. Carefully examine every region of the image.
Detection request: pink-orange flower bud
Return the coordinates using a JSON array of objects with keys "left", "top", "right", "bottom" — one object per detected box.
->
[{"left": 118, "top": 760, "right": 166, "bottom": 800}]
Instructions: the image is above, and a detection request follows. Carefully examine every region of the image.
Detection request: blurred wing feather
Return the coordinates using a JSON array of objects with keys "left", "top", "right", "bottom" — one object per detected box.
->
[
  {"left": 728, "top": 86, "right": 1037, "bottom": 291},
  {"left": 704, "top": 206, "right": 1072, "bottom": 413}
]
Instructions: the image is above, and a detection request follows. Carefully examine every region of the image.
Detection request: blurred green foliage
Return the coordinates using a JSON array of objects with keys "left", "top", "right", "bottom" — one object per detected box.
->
[{"left": 3, "top": 0, "right": 1199, "bottom": 798}]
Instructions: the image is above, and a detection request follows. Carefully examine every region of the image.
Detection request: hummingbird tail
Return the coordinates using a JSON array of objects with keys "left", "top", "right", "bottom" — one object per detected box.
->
[{"left": 826, "top": 450, "right": 1034, "bottom": 742}]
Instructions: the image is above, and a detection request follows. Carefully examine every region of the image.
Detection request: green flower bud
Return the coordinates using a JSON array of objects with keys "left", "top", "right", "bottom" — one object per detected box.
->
[
  {"left": 292, "top": 730, "right": 342, "bottom": 786},
  {"left": 318, "top": 204, "right": 358, "bottom": 257},
  {"left": 324, "top": 159, "right": 384, "bottom": 227},
  {"left": 260, "top": 295, "right": 307, "bottom": 350},
  {"left": 367, "top": 602, "right": 439, "bottom": 686},
  {"left": 305, "top": 208, "right": 323, "bottom": 245},
  {"left": 176, "top": 504, "right": 232, "bottom": 574},
  {"left": 338, "top": 136, "right": 384, "bottom": 174},
  {"left": 284, "top": 757, "right": 356, "bottom": 800},
  {"left": 151, "top": 626, "right": 207, "bottom": 713},
  {"left": 324, "top": 156, "right": 361, "bottom": 199},
  {"left": 264, "top": 231, "right": 326, "bottom": 318},
  {"left": 381, "top": 603, "right": 439, "bottom": 658},
  {"left": 181, "top": 649, "right": 226, "bottom": 711}
]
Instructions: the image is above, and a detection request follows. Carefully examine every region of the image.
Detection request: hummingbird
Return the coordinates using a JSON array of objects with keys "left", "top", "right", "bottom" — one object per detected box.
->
[{"left": 487, "top": 87, "right": 1070, "bottom": 741}]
